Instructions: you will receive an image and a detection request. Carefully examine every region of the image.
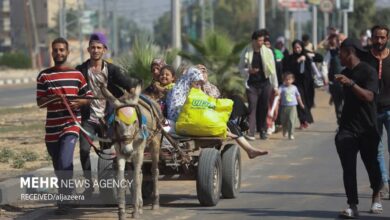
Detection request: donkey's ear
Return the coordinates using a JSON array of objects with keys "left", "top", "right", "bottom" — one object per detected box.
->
[
  {"left": 123, "top": 84, "right": 141, "bottom": 105},
  {"left": 100, "top": 83, "right": 123, "bottom": 108}
]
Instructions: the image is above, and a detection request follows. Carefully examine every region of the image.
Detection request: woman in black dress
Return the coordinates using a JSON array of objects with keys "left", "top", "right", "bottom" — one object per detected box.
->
[{"left": 283, "top": 40, "right": 315, "bottom": 128}]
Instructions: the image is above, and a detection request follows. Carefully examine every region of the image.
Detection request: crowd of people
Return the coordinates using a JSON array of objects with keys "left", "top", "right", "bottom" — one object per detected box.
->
[{"left": 36, "top": 24, "right": 390, "bottom": 218}]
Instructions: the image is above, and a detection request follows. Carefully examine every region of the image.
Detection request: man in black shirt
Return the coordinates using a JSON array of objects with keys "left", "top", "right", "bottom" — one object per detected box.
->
[
  {"left": 335, "top": 38, "right": 383, "bottom": 218},
  {"left": 363, "top": 24, "right": 390, "bottom": 199},
  {"left": 239, "top": 30, "right": 278, "bottom": 140}
]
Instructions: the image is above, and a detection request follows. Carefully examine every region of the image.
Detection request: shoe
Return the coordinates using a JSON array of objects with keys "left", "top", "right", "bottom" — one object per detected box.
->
[
  {"left": 260, "top": 131, "right": 268, "bottom": 140},
  {"left": 370, "top": 202, "right": 383, "bottom": 214},
  {"left": 289, "top": 135, "right": 295, "bottom": 140},
  {"left": 339, "top": 207, "right": 359, "bottom": 219},
  {"left": 245, "top": 135, "right": 256, "bottom": 141}
]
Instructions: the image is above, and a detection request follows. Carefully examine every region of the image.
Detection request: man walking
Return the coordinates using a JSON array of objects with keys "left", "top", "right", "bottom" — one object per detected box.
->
[
  {"left": 335, "top": 38, "right": 383, "bottom": 218},
  {"left": 37, "top": 37, "right": 92, "bottom": 214},
  {"left": 364, "top": 24, "right": 390, "bottom": 199},
  {"left": 239, "top": 29, "right": 278, "bottom": 140},
  {"left": 77, "top": 32, "right": 140, "bottom": 196}
]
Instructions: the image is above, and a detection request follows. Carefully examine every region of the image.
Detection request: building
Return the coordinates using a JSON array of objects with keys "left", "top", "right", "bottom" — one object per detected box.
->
[
  {"left": 0, "top": 0, "right": 10, "bottom": 52},
  {"left": 0, "top": 0, "right": 82, "bottom": 67}
]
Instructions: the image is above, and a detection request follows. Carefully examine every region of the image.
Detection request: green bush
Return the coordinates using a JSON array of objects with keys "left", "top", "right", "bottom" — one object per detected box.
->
[
  {"left": 20, "top": 150, "right": 39, "bottom": 162},
  {"left": 0, "top": 52, "right": 32, "bottom": 69},
  {"left": 0, "top": 148, "right": 15, "bottom": 163},
  {"left": 44, "top": 151, "right": 52, "bottom": 161},
  {"left": 11, "top": 154, "right": 26, "bottom": 169}
]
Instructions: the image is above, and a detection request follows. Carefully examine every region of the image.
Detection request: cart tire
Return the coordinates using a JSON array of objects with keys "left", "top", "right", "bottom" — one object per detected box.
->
[
  {"left": 98, "top": 157, "right": 117, "bottom": 204},
  {"left": 196, "top": 148, "right": 222, "bottom": 206},
  {"left": 221, "top": 144, "right": 241, "bottom": 198}
]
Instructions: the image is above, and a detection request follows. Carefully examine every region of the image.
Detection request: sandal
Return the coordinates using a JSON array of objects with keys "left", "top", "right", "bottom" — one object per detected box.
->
[
  {"left": 339, "top": 207, "right": 359, "bottom": 219},
  {"left": 370, "top": 202, "right": 383, "bottom": 214}
]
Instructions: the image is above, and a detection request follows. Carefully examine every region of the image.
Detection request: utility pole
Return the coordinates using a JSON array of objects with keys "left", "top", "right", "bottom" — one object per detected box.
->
[
  {"left": 284, "top": 7, "right": 290, "bottom": 48},
  {"left": 258, "top": 0, "right": 265, "bottom": 29},
  {"left": 28, "top": 0, "right": 41, "bottom": 69},
  {"left": 98, "top": 0, "right": 103, "bottom": 30},
  {"left": 172, "top": 0, "right": 181, "bottom": 68},
  {"left": 113, "top": 0, "right": 118, "bottom": 56},
  {"left": 59, "top": 0, "right": 66, "bottom": 38},
  {"left": 297, "top": 11, "right": 302, "bottom": 40},
  {"left": 324, "top": 12, "right": 329, "bottom": 38},
  {"left": 200, "top": 0, "right": 205, "bottom": 40},
  {"left": 77, "top": 1, "right": 84, "bottom": 62},
  {"left": 343, "top": 11, "right": 348, "bottom": 36},
  {"left": 312, "top": 5, "right": 317, "bottom": 50}
]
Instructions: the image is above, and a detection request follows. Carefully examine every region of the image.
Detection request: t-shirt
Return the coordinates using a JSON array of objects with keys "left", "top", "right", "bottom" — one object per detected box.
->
[
  {"left": 248, "top": 51, "right": 267, "bottom": 87},
  {"left": 363, "top": 52, "right": 390, "bottom": 112},
  {"left": 339, "top": 62, "right": 378, "bottom": 134},
  {"left": 36, "top": 66, "right": 92, "bottom": 142},
  {"left": 279, "top": 84, "right": 300, "bottom": 106},
  {"left": 87, "top": 63, "right": 108, "bottom": 124}
]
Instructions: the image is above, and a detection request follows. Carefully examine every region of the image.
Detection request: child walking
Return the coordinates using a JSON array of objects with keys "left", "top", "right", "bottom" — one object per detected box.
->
[{"left": 279, "top": 73, "right": 305, "bottom": 140}]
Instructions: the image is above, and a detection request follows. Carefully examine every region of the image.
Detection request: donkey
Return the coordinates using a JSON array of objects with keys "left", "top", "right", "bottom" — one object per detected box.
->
[{"left": 100, "top": 84, "right": 162, "bottom": 219}]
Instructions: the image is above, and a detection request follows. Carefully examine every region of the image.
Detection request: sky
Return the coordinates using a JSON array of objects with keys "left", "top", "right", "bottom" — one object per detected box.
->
[
  {"left": 84, "top": 0, "right": 171, "bottom": 31},
  {"left": 83, "top": 0, "right": 390, "bottom": 32}
]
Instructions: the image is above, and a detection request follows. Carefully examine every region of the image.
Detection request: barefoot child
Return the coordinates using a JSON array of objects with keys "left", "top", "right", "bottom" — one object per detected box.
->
[{"left": 279, "top": 73, "right": 305, "bottom": 140}]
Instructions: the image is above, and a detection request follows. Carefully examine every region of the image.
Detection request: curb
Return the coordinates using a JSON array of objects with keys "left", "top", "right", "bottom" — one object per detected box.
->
[{"left": 0, "top": 77, "right": 36, "bottom": 86}]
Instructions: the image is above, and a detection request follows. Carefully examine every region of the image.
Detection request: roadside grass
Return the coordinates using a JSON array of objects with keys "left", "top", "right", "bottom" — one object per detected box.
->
[
  {"left": 0, "top": 122, "right": 43, "bottom": 133},
  {"left": 0, "top": 105, "right": 38, "bottom": 115},
  {"left": 0, "top": 105, "right": 46, "bottom": 169}
]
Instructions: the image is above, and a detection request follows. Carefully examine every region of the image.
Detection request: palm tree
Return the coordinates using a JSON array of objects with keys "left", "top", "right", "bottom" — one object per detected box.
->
[
  {"left": 179, "top": 31, "right": 247, "bottom": 97},
  {"left": 116, "top": 33, "right": 177, "bottom": 86}
]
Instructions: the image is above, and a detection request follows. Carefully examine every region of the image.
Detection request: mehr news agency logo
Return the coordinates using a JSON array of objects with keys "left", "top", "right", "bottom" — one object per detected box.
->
[{"left": 19, "top": 176, "right": 133, "bottom": 201}]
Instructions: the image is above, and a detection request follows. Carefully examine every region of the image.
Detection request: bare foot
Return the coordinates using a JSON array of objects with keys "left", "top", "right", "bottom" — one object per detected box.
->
[{"left": 248, "top": 150, "right": 268, "bottom": 159}]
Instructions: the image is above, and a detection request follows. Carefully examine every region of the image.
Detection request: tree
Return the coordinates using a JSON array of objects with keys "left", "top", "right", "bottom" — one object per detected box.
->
[
  {"left": 348, "top": 0, "right": 376, "bottom": 38},
  {"left": 179, "top": 31, "right": 247, "bottom": 96},
  {"left": 153, "top": 11, "right": 172, "bottom": 48},
  {"left": 116, "top": 33, "right": 177, "bottom": 86},
  {"left": 373, "top": 8, "right": 390, "bottom": 29},
  {"left": 214, "top": 0, "right": 257, "bottom": 42}
]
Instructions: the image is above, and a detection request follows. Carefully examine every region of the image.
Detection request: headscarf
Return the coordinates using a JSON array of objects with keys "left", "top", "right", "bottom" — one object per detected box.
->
[
  {"left": 166, "top": 66, "right": 204, "bottom": 121},
  {"left": 150, "top": 58, "right": 167, "bottom": 70},
  {"left": 291, "top": 40, "right": 306, "bottom": 57}
]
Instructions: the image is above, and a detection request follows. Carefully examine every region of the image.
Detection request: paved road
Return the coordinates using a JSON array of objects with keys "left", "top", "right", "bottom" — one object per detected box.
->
[
  {"left": 14, "top": 90, "right": 390, "bottom": 220},
  {"left": 0, "top": 83, "right": 35, "bottom": 108}
]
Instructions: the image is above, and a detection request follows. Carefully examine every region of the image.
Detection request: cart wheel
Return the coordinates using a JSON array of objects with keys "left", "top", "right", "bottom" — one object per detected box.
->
[
  {"left": 196, "top": 148, "right": 222, "bottom": 206},
  {"left": 221, "top": 144, "right": 241, "bottom": 198},
  {"left": 98, "top": 157, "right": 117, "bottom": 205}
]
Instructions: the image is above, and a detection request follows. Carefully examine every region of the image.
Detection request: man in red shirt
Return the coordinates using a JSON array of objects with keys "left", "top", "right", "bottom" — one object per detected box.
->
[{"left": 36, "top": 37, "right": 92, "bottom": 214}]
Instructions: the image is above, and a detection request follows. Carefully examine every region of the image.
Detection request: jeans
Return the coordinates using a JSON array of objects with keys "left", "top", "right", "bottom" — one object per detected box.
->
[
  {"left": 79, "top": 120, "right": 102, "bottom": 181},
  {"left": 246, "top": 81, "right": 272, "bottom": 136},
  {"left": 377, "top": 110, "right": 390, "bottom": 185},
  {"left": 335, "top": 129, "right": 382, "bottom": 205},
  {"left": 46, "top": 134, "right": 77, "bottom": 195}
]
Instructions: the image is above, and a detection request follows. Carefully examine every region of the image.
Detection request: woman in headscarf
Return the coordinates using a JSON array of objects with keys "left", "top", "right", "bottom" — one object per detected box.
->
[
  {"left": 166, "top": 66, "right": 205, "bottom": 122},
  {"left": 283, "top": 40, "right": 315, "bottom": 128},
  {"left": 167, "top": 65, "right": 268, "bottom": 159},
  {"left": 143, "top": 58, "right": 167, "bottom": 100}
]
